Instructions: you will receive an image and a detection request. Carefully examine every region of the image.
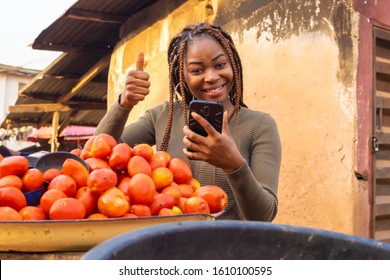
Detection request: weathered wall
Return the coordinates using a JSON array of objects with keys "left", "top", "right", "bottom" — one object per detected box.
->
[{"left": 107, "top": 0, "right": 364, "bottom": 236}]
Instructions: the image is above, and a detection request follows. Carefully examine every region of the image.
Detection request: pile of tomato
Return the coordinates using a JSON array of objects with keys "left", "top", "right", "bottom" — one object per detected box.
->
[{"left": 0, "top": 133, "right": 228, "bottom": 220}]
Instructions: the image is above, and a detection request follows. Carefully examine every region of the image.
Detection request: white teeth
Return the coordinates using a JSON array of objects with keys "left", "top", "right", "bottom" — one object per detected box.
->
[{"left": 204, "top": 85, "right": 223, "bottom": 93}]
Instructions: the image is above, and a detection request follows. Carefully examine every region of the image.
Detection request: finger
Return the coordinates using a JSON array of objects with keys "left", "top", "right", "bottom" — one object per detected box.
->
[
  {"left": 136, "top": 52, "right": 144, "bottom": 71},
  {"left": 221, "top": 111, "right": 230, "bottom": 135},
  {"left": 191, "top": 112, "right": 216, "bottom": 136}
]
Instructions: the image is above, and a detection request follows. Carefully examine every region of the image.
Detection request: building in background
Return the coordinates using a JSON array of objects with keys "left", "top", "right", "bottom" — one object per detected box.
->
[
  {"left": 0, "top": 64, "right": 39, "bottom": 153},
  {"left": 0, "top": 64, "right": 39, "bottom": 122}
]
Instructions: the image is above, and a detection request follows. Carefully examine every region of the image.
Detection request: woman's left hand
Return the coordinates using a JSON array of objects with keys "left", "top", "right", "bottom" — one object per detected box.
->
[{"left": 183, "top": 111, "right": 245, "bottom": 173}]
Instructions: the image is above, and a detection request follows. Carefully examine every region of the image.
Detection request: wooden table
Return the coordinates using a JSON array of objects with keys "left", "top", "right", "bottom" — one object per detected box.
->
[{"left": 0, "top": 251, "right": 85, "bottom": 260}]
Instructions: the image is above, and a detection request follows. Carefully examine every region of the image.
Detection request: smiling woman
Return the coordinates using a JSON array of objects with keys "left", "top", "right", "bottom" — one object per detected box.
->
[{"left": 95, "top": 22, "right": 282, "bottom": 222}]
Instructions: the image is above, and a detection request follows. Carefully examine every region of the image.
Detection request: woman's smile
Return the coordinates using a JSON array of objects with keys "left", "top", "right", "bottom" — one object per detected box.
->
[{"left": 201, "top": 84, "right": 226, "bottom": 96}]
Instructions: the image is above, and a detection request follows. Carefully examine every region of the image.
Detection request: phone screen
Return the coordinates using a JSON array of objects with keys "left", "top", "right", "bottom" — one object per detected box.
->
[{"left": 189, "top": 100, "right": 224, "bottom": 137}]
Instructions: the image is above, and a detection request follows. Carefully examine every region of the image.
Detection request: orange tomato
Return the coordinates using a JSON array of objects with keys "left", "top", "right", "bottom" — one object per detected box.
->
[
  {"left": 19, "top": 206, "right": 46, "bottom": 220},
  {"left": 0, "top": 156, "right": 29, "bottom": 178},
  {"left": 83, "top": 136, "right": 96, "bottom": 150},
  {"left": 151, "top": 167, "right": 174, "bottom": 191},
  {"left": 169, "top": 158, "right": 192, "bottom": 184},
  {"left": 89, "top": 134, "right": 117, "bottom": 160},
  {"left": 172, "top": 205, "right": 182, "bottom": 215},
  {"left": 90, "top": 137, "right": 112, "bottom": 159},
  {"left": 40, "top": 189, "right": 67, "bottom": 215},
  {"left": 120, "top": 213, "right": 138, "bottom": 218},
  {"left": 49, "top": 197, "right": 86, "bottom": 220},
  {"left": 48, "top": 174, "right": 77, "bottom": 197},
  {"left": 193, "top": 185, "right": 228, "bottom": 214},
  {"left": 85, "top": 157, "right": 112, "bottom": 171},
  {"left": 87, "top": 213, "right": 108, "bottom": 219},
  {"left": 0, "top": 175, "right": 23, "bottom": 190},
  {"left": 0, "top": 206, "right": 23, "bottom": 220},
  {"left": 108, "top": 143, "right": 132, "bottom": 172},
  {"left": 117, "top": 177, "right": 132, "bottom": 197},
  {"left": 75, "top": 186, "right": 99, "bottom": 218},
  {"left": 149, "top": 155, "right": 166, "bottom": 170},
  {"left": 80, "top": 136, "right": 96, "bottom": 160},
  {"left": 188, "top": 177, "right": 201, "bottom": 191},
  {"left": 161, "top": 185, "right": 181, "bottom": 204},
  {"left": 80, "top": 149, "right": 92, "bottom": 160},
  {"left": 21, "top": 168, "right": 44, "bottom": 193},
  {"left": 43, "top": 168, "right": 62, "bottom": 183},
  {"left": 149, "top": 151, "right": 172, "bottom": 169},
  {"left": 0, "top": 186, "right": 27, "bottom": 211},
  {"left": 97, "top": 187, "right": 129, "bottom": 218},
  {"left": 158, "top": 208, "right": 176, "bottom": 216},
  {"left": 149, "top": 193, "right": 176, "bottom": 216},
  {"left": 154, "top": 151, "right": 171, "bottom": 166},
  {"left": 176, "top": 197, "right": 188, "bottom": 213},
  {"left": 130, "top": 204, "right": 151, "bottom": 217},
  {"left": 178, "top": 184, "right": 194, "bottom": 198},
  {"left": 184, "top": 196, "right": 210, "bottom": 215},
  {"left": 61, "top": 158, "right": 89, "bottom": 188},
  {"left": 87, "top": 168, "right": 118, "bottom": 194},
  {"left": 70, "top": 148, "right": 82, "bottom": 156},
  {"left": 94, "top": 133, "right": 117, "bottom": 149},
  {"left": 128, "top": 173, "right": 156, "bottom": 205},
  {"left": 132, "top": 143, "right": 154, "bottom": 161},
  {"left": 127, "top": 155, "right": 151, "bottom": 177}
]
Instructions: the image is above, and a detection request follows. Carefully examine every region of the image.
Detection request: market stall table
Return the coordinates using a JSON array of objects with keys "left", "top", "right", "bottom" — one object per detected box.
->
[{"left": 0, "top": 214, "right": 214, "bottom": 260}]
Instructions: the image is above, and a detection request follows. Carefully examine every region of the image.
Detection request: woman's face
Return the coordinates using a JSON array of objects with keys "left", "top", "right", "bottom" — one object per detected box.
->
[{"left": 184, "top": 35, "right": 234, "bottom": 109}]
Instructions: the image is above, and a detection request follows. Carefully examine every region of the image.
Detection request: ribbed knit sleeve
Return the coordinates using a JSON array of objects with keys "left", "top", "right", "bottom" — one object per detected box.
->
[
  {"left": 223, "top": 111, "right": 281, "bottom": 221},
  {"left": 94, "top": 98, "right": 131, "bottom": 141}
]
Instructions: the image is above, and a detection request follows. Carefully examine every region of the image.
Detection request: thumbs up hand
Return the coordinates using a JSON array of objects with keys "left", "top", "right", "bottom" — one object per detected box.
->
[{"left": 120, "top": 52, "right": 151, "bottom": 109}]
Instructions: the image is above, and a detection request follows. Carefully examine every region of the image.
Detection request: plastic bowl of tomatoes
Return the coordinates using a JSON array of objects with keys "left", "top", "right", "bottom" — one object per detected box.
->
[{"left": 24, "top": 187, "right": 46, "bottom": 206}]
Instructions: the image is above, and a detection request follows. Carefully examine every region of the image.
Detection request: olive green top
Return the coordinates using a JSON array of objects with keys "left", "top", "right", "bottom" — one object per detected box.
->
[{"left": 95, "top": 99, "right": 281, "bottom": 221}]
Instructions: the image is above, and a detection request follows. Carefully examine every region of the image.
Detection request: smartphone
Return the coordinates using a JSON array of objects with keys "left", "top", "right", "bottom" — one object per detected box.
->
[{"left": 189, "top": 100, "right": 224, "bottom": 137}]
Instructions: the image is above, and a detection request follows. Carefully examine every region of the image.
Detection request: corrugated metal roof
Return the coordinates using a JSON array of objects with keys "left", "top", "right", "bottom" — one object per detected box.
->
[
  {"left": 33, "top": 0, "right": 159, "bottom": 53},
  {"left": 0, "top": 64, "right": 40, "bottom": 76},
  {"left": 2, "top": 0, "right": 160, "bottom": 130}
]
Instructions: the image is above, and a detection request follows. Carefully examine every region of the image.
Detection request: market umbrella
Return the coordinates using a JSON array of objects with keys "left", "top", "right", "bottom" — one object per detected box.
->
[{"left": 27, "top": 125, "right": 96, "bottom": 150}]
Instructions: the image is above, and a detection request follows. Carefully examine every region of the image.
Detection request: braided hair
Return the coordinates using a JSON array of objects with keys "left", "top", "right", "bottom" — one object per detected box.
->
[{"left": 160, "top": 22, "right": 246, "bottom": 151}]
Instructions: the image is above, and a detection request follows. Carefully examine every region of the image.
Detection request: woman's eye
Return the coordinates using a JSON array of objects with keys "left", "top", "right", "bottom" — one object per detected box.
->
[
  {"left": 191, "top": 68, "right": 203, "bottom": 74},
  {"left": 216, "top": 62, "right": 226, "bottom": 69}
]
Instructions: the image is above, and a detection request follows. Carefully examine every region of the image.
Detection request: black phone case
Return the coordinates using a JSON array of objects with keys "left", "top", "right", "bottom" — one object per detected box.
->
[{"left": 189, "top": 100, "right": 224, "bottom": 137}]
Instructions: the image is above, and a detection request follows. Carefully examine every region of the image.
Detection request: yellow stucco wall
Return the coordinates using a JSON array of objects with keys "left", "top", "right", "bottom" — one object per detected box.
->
[{"left": 107, "top": 0, "right": 365, "bottom": 236}]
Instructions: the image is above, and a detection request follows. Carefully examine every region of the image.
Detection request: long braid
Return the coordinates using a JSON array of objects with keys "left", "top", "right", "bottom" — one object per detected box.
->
[
  {"left": 160, "top": 22, "right": 245, "bottom": 151},
  {"left": 160, "top": 32, "right": 183, "bottom": 151},
  {"left": 178, "top": 40, "right": 188, "bottom": 126}
]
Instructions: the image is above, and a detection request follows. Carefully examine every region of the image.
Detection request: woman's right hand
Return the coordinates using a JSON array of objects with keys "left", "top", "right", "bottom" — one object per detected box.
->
[{"left": 120, "top": 52, "right": 151, "bottom": 110}]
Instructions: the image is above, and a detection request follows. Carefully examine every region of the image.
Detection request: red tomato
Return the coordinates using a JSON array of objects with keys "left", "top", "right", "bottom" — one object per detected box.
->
[
  {"left": 108, "top": 143, "right": 132, "bottom": 172},
  {"left": 0, "top": 187, "right": 27, "bottom": 211},
  {"left": 49, "top": 197, "right": 86, "bottom": 220},
  {"left": 75, "top": 186, "right": 99, "bottom": 218},
  {"left": 0, "top": 156, "right": 29, "bottom": 177}
]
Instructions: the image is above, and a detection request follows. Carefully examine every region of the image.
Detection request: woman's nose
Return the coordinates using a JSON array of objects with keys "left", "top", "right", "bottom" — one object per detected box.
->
[{"left": 204, "top": 68, "right": 219, "bottom": 82}]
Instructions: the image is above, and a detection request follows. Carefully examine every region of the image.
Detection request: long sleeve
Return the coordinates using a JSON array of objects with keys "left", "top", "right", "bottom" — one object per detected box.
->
[
  {"left": 227, "top": 112, "right": 281, "bottom": 221},
  {"left": 94, "top": 100, "right": 132, "bottom": 142}
]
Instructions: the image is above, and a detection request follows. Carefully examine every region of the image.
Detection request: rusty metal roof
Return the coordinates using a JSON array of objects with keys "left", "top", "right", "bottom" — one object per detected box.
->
[{"left": 2, "top": 0, "right": 160, "bottom": 130}]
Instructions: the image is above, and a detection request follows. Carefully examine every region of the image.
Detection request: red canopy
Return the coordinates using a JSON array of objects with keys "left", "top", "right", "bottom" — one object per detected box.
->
[{"left": 28, "top": 125, "right": 96, "bottom": 142}]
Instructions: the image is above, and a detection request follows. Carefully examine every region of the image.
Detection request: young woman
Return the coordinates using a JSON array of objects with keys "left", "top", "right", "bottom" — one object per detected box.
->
[{"left": 95, "top": 22, "right": 282, "bottom": 221}]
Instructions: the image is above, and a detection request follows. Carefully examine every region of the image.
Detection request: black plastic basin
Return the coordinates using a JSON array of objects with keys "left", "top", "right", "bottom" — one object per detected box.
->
[{"left": 81, "top": 220, "right": 390, "bottom": 260}]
